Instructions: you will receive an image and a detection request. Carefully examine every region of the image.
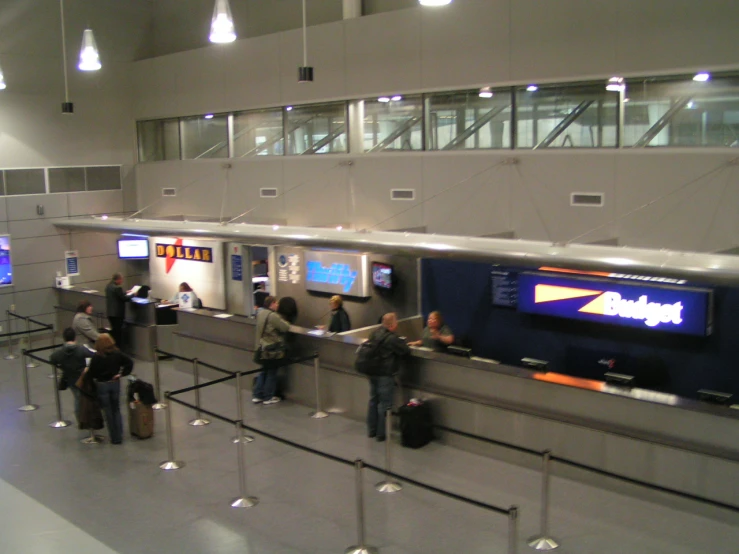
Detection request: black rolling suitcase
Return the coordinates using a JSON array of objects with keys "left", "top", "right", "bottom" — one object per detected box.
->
[{"left": 398, "top": 399, "right": 434, "bottom": 449}]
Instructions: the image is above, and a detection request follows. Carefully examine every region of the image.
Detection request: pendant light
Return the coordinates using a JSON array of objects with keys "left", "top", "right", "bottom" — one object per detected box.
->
[
  {"left": 78, "top": 29, "right": 101, "bottom": 71},
  {"left": 59, "top": 0, "right": 73, "bottom": 113},
  {"left": 298, "top": 0, "right": 313, "bottom": 82},
  {"left": 0, "top": 64, "right": 6, "bottom": 90},
  {"left": 209, "top": 0, "right": 237, "bottom": 43},
  {"left": 419, "top": 0, "right": 453, "bottom": 6}
]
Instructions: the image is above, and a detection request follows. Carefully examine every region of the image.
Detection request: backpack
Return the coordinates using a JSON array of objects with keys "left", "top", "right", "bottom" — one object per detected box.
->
[{"left": 354, "top": 333, "right": 390, "bottom": 376}]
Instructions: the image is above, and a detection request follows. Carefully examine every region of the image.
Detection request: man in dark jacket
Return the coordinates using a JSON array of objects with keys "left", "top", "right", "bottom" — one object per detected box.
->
[
  {"left": 366, "top": 312, "right": 410, "bottom": 442},
  {"left": 105, "top": 272, "right": 132, "bottom": 347},
  {"left": 49, "top": 328, "right": 90, "bottom": 424}
]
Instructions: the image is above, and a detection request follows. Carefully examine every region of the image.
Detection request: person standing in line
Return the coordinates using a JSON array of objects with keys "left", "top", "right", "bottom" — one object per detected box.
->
[
  {"left": 105, "top": 273, "right": 132, "bottom": 348},
  {"left": 252, "top": 297, "right": 297, "bottom": 405},
  {"left": 49, "top": 327, "right": 88, "bottom": 425},
  {"left": 86, "top": 333, "right": 134, "bottom": 445},
  {"left": 72, "top": 300, "right": 99, "bottom": 348},
  {"left": 366, "top": 312, "right": 410, "bottom": 442}
]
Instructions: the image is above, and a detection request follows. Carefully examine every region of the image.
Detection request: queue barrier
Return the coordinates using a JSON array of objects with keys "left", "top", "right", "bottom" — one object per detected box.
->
[{"left": 4, "top": 310, "right": 54, "bottom": 362}]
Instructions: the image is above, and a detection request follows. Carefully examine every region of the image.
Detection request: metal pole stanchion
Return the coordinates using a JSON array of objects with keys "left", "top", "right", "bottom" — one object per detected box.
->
[
  {"left": 528, "top": 450, "right": 559, "bottom": 551},
  {"left": 310, "top": 354, "right": 328, "bottom": 419},
  {"left": 230, "top": 421, "right": 258, "bottom": 508},
  {"left": 345, "top": 459, "right": 378, "bottom": 554},
  {"left": 81, "top": 429, "right": 105, "bottom": 444},
  {"left": 509, "top": 505, "right": 519, "bottom": 554},
  {"left": 375, "top": 409, "right": 402, "bottom": 493},
  {"left": 18, "top": 353, "right": 39, "bottom": 412},
  {"left": 48, "top": 364, "right": 71, "bottom": 428},
  {"left": 188, "top": 359, "right": 210, "bottom": 426},
  {"left": 151, "top": 349, "right": 167, "bottom": 411},
  {"left": 4, "top": 311, "right": 17, "bottom": 360},
  {"left": 24, "top": 318, "right": 39, "bottom": 369},
  {"left": 232, "top": 371, "right": 254, "bottom": 444},
  {"left": 160, "top": 394, "right": 185, "bottom": 470}
]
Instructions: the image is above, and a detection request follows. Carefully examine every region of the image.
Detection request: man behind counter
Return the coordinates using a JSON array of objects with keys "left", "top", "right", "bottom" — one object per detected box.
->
[
  {"left": 408, "top": 311, "right": 455, "bottom": 351},
  {"left": 105, "top": 273, "right": 134, "bottom": 347}
]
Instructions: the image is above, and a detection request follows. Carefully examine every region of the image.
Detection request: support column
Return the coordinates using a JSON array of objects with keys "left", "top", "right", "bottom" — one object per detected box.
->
[{"left": 342, "top": 0, "right": 362, "bottom": 19}]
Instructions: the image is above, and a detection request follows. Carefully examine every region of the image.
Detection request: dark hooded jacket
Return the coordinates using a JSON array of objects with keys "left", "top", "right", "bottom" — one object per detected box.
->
[{"left": 49, "top": 343, "right": 88, "bottom": 386}]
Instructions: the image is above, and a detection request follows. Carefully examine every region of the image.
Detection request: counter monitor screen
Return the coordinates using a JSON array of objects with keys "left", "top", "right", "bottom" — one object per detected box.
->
[
  {"left": 372, "top": 262, "right": 393, "bottom": 290},
  {"left": 118, "top": 239, "right": 149, "bottom": 260}
]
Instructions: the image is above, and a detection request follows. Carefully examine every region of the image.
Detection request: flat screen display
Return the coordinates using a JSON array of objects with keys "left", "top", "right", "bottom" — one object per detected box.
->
[
  {"left": 118, "top": 239, "right": 149, "bottom": 259},
  {"left": 372, "top": 262, "right": 393, "bottom": 290},
  {"left": 0, "top": 235, "right": 12, "bottom": 286}
]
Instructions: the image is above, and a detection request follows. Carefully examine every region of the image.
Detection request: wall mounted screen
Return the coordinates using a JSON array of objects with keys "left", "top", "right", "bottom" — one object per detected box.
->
[
  {"left": 371, "top": 262, "right": 393, "bottom": 289},
  {"left": 117, "top": 239, "right": 149, "bottom": 259},
  {"left": 304, "top": 250, "right": 370, "bottom": 297},
  {"left": 517, "top": 273, "right": 712, "bottom": 336},
  {"left": 0, "top": 235, "right": 12, "bottom": 286}
]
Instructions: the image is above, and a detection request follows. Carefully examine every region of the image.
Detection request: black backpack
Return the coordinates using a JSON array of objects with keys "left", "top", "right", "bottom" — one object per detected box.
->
[{"left": 354, "top": 333, "right": 389, "bottom": 376}]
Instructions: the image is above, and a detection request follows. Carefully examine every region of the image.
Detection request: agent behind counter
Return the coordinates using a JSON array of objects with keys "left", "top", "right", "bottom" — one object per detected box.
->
[{"left": 408, "top": 311, "right": 455, "bottom": 351}]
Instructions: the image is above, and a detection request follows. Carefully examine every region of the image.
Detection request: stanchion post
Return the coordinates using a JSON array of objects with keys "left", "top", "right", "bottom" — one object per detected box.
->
[
  {"left": 375, "top": 409, "right": 402, "bottom": 493},
  {"left": 81, "top": 429, "right": 105, "bottom": 444},
  {"left": 231, "top": 371, "right": 254, "bottom": 444},
  {"left": 509, "top": 505, "right": 519, "bottom": 554},
  {"left": 310, "top": 354, "right": 328, "bottom": 419},
  {"left": 188, "top": 358, "right": 210, "bottom": 426},
  {"left": 48, "top": 363, "right": 71, "bottom": 428},
  {"left": 527, "top": 450, "right": 560, "bottom": 551},
  {"left": 230, "top": 421, "right": 258, "bottom": 508},
  {"left": 24, "top": 318, "right": 39, "bottom": 369},
  {"left": 160, "top": 394, "right": 185, "bottom": 471},
  {"left": 345, "top": 459, "right": 378, "bottom": 554},
  {"left": 151, "top": 348, "right": 167, "bottom": 410},
  {"left": 18, "top": 352, "right": 38, "bottom": 412},
  {"left": 4, "top": 310, "right": 17, "bottom": 360}
]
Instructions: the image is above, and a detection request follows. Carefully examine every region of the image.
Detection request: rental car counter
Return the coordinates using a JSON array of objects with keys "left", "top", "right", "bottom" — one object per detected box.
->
[
  {"left": 55, "top": 286, "right": 177, "bottom": 361},
  {"left": 172, "top": 307, "right": 739, "bottom": 508}
]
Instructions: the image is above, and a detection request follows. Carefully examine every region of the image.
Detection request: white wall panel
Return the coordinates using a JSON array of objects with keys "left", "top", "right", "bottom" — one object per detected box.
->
[
  {"left": 281, "top": 158, "right": 349, "bottom": 226},
  {"left": 279, "top": 24, "right": 347, "bottom": 105},
  {"left": 9, "top": 218, "right": 69, "bottom": 239},
  {"left": 0, "top": 198, "right": 7, "bottom": 222},
  {"left": 171, "top": 48, "right": 228, "bottom": 117},
  {"left": 70, "top": 233, "right": 119, "bottom": 258},
  {"left": 14, "top": 288, "right": 57, "bottom": 317},
  {"left": 421, "top": 0, "right": 511, "bottom": 89},
  {"left": 344, "top": 9, "right": 421, "bottom": 97},
  {"left": 72, "top": 255, "right": 131, "bottom": 285},
  {"left": 6, "top": 194, "right": 69, "bottom": 221},
  {"left": 132, "top": 57, "right": 180, "bottom": 119},
  {"left": 12, "top": 261, "right": 65, "bottom": 292},
  {"left": 225, "top": 160, "right": 286, "bottom": 223},
  {"left": 12, "top": 235, "right": 70, "bottom": 266},
  {"left": 67, "top": 191, "right": 124, "bottom": 218},
  {"left": 222, "top": 35, "right": 283, "bottom": 111}
]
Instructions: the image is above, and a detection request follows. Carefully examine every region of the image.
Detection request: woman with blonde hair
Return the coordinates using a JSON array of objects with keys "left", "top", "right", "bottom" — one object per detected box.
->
[{"left": 87, "top": 333, "right": 134, "bottom": 444}]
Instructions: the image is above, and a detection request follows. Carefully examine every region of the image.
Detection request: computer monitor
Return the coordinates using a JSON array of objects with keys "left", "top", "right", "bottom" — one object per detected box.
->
[
  {"left": 447, "top": 345, "right": 472, "bottom": 358},
  {"left": 371, "top": 262, "right": 393, "bottom": 290},
  {"left": 117, "top": 239, "right": 149, "bottom": 260},
  {"left": 521, "top": 357, "right": 549, "bottom": 371}
]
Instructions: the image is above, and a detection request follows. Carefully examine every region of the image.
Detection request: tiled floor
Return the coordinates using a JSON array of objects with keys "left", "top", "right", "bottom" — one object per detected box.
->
[{"left": 0, "top": 348, "right": 738, "bottom": 553}]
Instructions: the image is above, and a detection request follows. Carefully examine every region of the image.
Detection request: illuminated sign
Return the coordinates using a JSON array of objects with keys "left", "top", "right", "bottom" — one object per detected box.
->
[
  {"left": 304, "top": 250, "right": 370, "bottom": 298},
  {"left": 156, "top": 242, "right": 213, "bottom": 274},
  {"left": 517, "top": 273, "right": 712, "bottom": 336}
]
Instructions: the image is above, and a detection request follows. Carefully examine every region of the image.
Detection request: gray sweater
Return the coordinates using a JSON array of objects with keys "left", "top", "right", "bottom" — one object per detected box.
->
[{"left": 72, "top": 312, "right": 99, "bottom": 347}]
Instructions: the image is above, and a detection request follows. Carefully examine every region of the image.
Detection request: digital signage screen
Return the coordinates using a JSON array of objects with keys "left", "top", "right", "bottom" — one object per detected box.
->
[
  {"left": 118, "top": 239, "right": 149, "bottom": 260},
  {"left": 371, "top": 262, "right": 393, "bottom": 290},
  {"left": 517, "top": 273, "right": 712, "bottom": 336},
  {"left": 304, "top": 250, "right": 371, "bottom": 298},
  {"left": 0, "top": 235, "right": 12, "bottom": 286}
]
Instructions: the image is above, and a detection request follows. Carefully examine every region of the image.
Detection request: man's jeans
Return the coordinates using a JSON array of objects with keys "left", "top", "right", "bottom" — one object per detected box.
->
[{"left": 367, "top": 375, "right": 394, "bottom": 439}]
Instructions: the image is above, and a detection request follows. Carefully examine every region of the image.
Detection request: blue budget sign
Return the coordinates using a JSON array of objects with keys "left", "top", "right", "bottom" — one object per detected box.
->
[{"left": 517, "top": 273, "right": 712, "bottom": 336}]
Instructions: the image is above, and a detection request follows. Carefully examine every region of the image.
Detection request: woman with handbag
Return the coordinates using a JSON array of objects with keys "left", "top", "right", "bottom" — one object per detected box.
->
[
  {"left": 49, "top": 327, "right": 89, "bottom": 425},
  {"left": 87, "top": 333, "right": 134, "bottom": 444},
  {"left": 252, "top": 297, "right": 297, "bottom": 405}
]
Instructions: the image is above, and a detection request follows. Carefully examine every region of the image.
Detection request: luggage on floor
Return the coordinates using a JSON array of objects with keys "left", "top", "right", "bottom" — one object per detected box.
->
[
  {"left": 398, "top": 399, "right": 434, "bottom": 449},
  {"left": 128, "top": 401, "right": 154, "bottom": 439}
]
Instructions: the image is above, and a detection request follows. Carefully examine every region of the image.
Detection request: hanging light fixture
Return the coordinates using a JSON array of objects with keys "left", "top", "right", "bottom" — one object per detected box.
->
[
  {"left": 59, "top": 0, "right": 73, "bottom": 113},
  {"left": 78, "top": 29, "right": 101, "bottom": 71},
  {"left": 478, "top": 87, "right": 493, "bottom": 98},
  {"left": 419, "top": 0, "right": 453, "bottom": 6},
  {"left": 0, "top": 64, "right": 6, "bottom": 90},
  {"left": 209, "top": 0, "right": 237, "bottom": 43},
  {"left": 298, "top": 0, "right": 314, "bottom": 82}
]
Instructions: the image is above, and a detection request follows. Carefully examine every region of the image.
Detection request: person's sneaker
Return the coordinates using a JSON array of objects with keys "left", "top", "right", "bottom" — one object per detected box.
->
[
  {"left": 263, "top": 396, "right": 281, "bottom": 405},
  {"left": 251, "top": 397, "right": 263, "bottom": 404}
]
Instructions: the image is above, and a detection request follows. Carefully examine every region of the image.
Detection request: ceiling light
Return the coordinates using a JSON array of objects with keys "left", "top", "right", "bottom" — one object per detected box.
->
[
  {"left": 419, "top": 0, "right": 453, "bottom": 5},
  {"left": 526, "top": 85, "right": 538, "bottom": 92},
  {"left": 209, "top": 0, "right": 237, "bottom": 43},
  {"left": 605, "top": 76, "right": 625, "bottom": 92},
  {"left": 78, "top": 29, "right": 101, "bottom": 71},
  {"left": 336, "top": 225, "right": 343, "bottom": 231},
  {"left": 0, "top": 66, "right": 6, "bottom": 90},
  {"left": 623, "top": 97, "right": 630, "bottom": 103},
  {"left": 687, "top": 101, "right": 695, "bottom": 109},
  {"left": 204, "top": 114, "right": 214, "bottom": 119},
  {"left": 693, "top": 72, "right": 710, "bottom": 82},
  {"left": 272, "top": 225, "right": 280, "bottom": 230},
  {"left": 478, "top": 87, "right": 493, "bottom": 98},
  {"left": 286, "top": 106, "right": 293, "bottom": 111},
  {"left": 391, "top": 95, "right": 402, "bottom": 101},
  {"left": 378, "top": 96, "right": 390, "bottom": 103}
]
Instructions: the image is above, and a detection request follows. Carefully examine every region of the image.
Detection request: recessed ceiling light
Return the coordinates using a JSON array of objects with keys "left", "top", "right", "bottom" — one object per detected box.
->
[
  {"left": 526, "top": 85, "right": 538, "bottom": 92},
  {"left": 391, "top": 95, "right": 402, "bottom": 101},
  {"left": 693, "top": 72, "right": 710, "bottom": 82},
  {"left": 419, "top": 0, "right": 452, "bottom": 5},
  {"left": 204, "top": 114, "right": 214, "bottom": 119},
  {"left": 605, "top": 76, "right": 625, "bottom": 92},
  {"left": 378, "top": 96, "right": 390, "bottom": 103},
  {"left": 478, "top": 87, "right": 493, "bottom": 98},
  {"left": 286, "top": 106, "right": 293, "bottom": 111},
  {"left": 272, "top": 225, "right": 280, "bottom": 230}
]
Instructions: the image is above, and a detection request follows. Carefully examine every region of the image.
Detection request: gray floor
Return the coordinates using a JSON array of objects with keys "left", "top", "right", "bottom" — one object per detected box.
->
[{"left": 1, "top": 346, "right": 738, "bottom": 554}]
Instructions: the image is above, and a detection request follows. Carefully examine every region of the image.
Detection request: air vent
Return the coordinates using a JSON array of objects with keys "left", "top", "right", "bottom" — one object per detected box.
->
[
  {"left": 162, "top": 188, "right": 177, "bottom": 197},
  {"left": 571, "top": 193, "right": 603, "bottom": 207},
  {"left": 260, "top": 188, "right": 278, "bottom": 198},
  {"left": 391, "top": 189, "right": 415, "bottom": 201}
]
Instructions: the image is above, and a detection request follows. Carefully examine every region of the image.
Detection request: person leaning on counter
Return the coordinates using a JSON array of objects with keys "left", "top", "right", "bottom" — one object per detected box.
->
[{"left": 408, "top": 311, "right": 455, "bottom": 351}]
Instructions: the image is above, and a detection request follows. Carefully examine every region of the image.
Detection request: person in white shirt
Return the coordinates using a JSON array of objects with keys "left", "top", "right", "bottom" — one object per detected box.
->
[{"left": 168, "top": 282, "right": 201, "bottom": 309}]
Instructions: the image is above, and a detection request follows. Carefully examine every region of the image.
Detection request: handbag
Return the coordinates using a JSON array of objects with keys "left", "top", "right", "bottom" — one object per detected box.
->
[
  {"left": 253, "top": 312, "right": 287, "bottom": 364},
  {"left": 58, "top": 376, "right": 68, "bottom": 391}
]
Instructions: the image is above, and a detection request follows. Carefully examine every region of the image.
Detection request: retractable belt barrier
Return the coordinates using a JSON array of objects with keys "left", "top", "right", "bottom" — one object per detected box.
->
[{"left": 4, "top": 311, "right": 53, "bottom": 362}]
